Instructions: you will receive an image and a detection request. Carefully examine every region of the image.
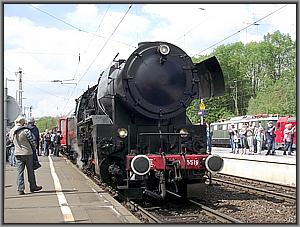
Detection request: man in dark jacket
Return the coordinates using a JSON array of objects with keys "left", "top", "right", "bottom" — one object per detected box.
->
[
  {"left": 265, "top": 121, "right": 276, "bottom": 155},
  {"left": 44, "top": 130, "right": 51, "bottom": 156},
  {"left": 27, "top": 117, "right": 41, "bottom": 170},
  {"left": 27, "top": 117, "right": 40, "bottom": 155},
  {"left": 54, "top": 131, "right": 61, "bottom": 157}
]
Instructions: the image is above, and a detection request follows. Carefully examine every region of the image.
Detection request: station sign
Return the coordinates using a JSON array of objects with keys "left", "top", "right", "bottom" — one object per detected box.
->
[
  {"left": 198, "top": 110, "right": 208, "bottom": 116},
  {"left": 199, "top": 100, "right": 206, "bottom": 110}
]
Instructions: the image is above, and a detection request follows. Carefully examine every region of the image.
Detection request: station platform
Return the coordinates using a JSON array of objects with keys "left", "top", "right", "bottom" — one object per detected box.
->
[
  {"left": 4, "top": 155, "right": 141, "bottom": 224},
  {"left": 211, "top": 147, "right": 296, "bottom": 186}
]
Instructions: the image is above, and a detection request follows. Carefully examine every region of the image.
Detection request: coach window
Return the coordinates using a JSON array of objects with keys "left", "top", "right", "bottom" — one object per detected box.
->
[
  {"left": 218, "top": 125, "right": 222, "bottom": 130},
  {"left": 61, "top": 120, "right": 65, "bottom": 135},
  {"left": 222, "top": 124, "right": 227, "bottom": 130},
  {"left": 214, "top": 125, "right": 218, "bottom": 130}
]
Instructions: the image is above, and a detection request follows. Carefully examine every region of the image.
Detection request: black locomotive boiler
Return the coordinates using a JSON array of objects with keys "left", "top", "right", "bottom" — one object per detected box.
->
[{"left": 74, "top": 41, "right": 225, "bottom": 199}]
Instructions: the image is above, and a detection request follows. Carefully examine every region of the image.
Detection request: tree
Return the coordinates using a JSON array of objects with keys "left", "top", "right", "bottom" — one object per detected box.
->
[
  {"left": 247, "top": 32, "right": 296, "bottom": 116},
  {"left": 248, "top": 76, "right": 296, "bottom": 116},
  {"left": 36, "top": 116, "right": 58, "bottom": 133},
  {"left": 261, "top": 31, "right": 296, "bottom": 82},
  {"left": 188, "top": 31, "right": 296, "bottom": 123}
]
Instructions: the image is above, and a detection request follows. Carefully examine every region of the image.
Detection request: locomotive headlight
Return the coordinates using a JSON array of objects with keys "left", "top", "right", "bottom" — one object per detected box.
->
[
  {"left": 118, "top": 128, "right": 128, "bottom": 138},
  {"left": 205, "top": 155, "right": 224, "bottom": 173},
  {"left": 131, "top": 155, "right": 151, "bottom": 176},
  {"left": 179, "top": 128, "right": 189, "bottom": 138},
  {"left": 159, "top": 44, "right": 170, "bottom": 55}
]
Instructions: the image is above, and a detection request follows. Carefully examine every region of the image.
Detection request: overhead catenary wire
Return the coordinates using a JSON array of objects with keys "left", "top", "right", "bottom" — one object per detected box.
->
[
  {"left": 29, "top": 4, "right": 82, "bottom": 31},
  {"left": 61, "top": 4, "right": 133, "bottom": 114},
  {"left": 4, "top": 67, "right": 80, "bottom": 112},
  {"left": 173, "top": 16, "right": 211, "bottom": 43},
  {"left": 7, "top": 51, "right": 75, "bottom": 55},
  {"left": 193, "top": 4, "right": 288, "bottom": 56},
  {"left": 29, "top": 4, "right": 136, "bottom": 49},
  {"left": 14, "top": 4, "right": 291, "bottom": 117},
  {"left": 77, "top": 4, "right": 132, "bottom": 84},
  {"left": 72, "top": 5, "right": 111, "bottom": 81},
  {"left": 22, "top": 81, "right": 71, "bottom": 99},
  {"left": 84, "top": 4, "right": 111, "bottom": 54}
]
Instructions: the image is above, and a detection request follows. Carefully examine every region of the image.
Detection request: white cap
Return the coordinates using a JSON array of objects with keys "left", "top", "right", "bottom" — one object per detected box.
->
[{"left": 28, "top": 117, "right": 35, "bottom": 123}]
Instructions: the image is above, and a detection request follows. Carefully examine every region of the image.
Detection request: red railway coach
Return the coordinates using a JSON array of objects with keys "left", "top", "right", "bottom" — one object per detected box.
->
[
  {"left": 57, "top": 116, "right": 77, "bottom": 158},
  {"left": 57, "top": 117, "right": 67, "bottom": 146},
  {"left": 275, "top": 116, "right": 296, "bottom": 149}
]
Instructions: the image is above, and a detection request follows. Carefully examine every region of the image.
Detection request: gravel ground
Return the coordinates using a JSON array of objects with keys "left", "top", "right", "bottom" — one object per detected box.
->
[
  {"left": 141, "top": 182, "right": 296, "bottom": 223},
  {"left": 195, "top": 184, "right": 296, "bottom": 223}
]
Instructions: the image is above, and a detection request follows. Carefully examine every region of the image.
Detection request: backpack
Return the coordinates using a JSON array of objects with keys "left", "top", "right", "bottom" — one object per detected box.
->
[{"left": 45, "top": 133, "right": 51, "bottom": 141}]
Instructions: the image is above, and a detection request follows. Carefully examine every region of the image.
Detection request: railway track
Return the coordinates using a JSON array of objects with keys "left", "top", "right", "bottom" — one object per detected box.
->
[
  {"left": 212, "top": 173, "right": 296, "bottom": 204},
  {"left": 130, "top": 198, "right": 243, "bottom": 223},
  {"left": 188, "top": 199, "right": 243, "bottom": 223},
  {"left": 80, "top": 164, "right": 243, "bottom": 223},
  {"left": 67, "top": 157, "right": 295, "bottom": 223}
]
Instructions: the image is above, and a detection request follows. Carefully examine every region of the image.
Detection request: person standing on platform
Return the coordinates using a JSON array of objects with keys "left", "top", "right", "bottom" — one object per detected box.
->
[
  {"left": 265, "top": 121, "right": 276, "bottom": 155},
  {"left": 6, "top": 134, "right": 16, "bottom": 166},
  {"left": 50, "top": 130, "right": 56, "bottom": 155},
  {"left": 27, "top": 117, "right": 41, "bottom": 170},
  {"left": 40, "top": 133, "right": 44, "bottom": 155},
  {"left": 232, "top": 128, "right": 239, "bottom": 154},
  {"left": 27, "top": 117, "right": 40, "bottom": 154},
  {"left": 228, "top": 124, "right": 235, "bottom": 153},
  {"left": 239, "top": 123, "right": 247, "bottom": 154},
  {"left": 283, "top": 123, "right": 296, "bottom": 155},
  {"left": 54, "top": 131, "right": 62, "bottom": 157},
  {"left": 44, "top": 130, "right": 51, "bottom": 156},
  {"left": 255, "top": 123, "right": 265, "bottom": 154},
  {"left": 253, "top": 124, "right": 258, "bottom": 153},
  {"left": 9, "top": 116, "right": 42, "bottom": 195},
  {"left": 246, "top": 122, "right": 255, "bottom": 155}
]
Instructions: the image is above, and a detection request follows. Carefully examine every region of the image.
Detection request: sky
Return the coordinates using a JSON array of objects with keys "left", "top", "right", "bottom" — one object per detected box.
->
[{"left": 3, "top": 3, "right": 296, "bottom": 119}]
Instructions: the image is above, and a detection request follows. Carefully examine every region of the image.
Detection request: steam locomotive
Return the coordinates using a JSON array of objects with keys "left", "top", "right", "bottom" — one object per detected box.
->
[{"left": 59, "top": 41, "right": 225, "bottom": 200}]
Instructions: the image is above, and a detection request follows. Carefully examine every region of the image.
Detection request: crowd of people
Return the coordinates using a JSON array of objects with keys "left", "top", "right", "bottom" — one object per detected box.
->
[
  {"left": 39, "top": 129, "right": 61, "bottom": 157},
  {"left": 227, "top": 121, "right": 296, "bottom": 155},
  {"left": 5, "top": 115, "right": 62, "bottom": 195}
]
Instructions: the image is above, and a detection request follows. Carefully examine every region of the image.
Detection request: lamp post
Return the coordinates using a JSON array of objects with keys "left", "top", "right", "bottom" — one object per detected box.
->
[
  {"left": 15, "top": 67, "right": 24, "bottom": 111},
  {"left": 233, "top": 80, "right": 239, "bottom": 116}
]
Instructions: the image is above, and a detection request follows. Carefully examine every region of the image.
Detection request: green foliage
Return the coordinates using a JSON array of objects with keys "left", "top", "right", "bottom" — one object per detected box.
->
[
  {"left": 248, "top": 76, "right": 296, "bottom": 116},
  {"left": 36, "top": 116, "right": 58, "bottom": 133},
  {"left": 187, "top": 98, "right": 234, "bottom": 124},
  {"left": 188, "top": 31, "right": 296, "bottom": 123},
  {"left": 33, "top": 32, "right": 296, "bottom": 126}
]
